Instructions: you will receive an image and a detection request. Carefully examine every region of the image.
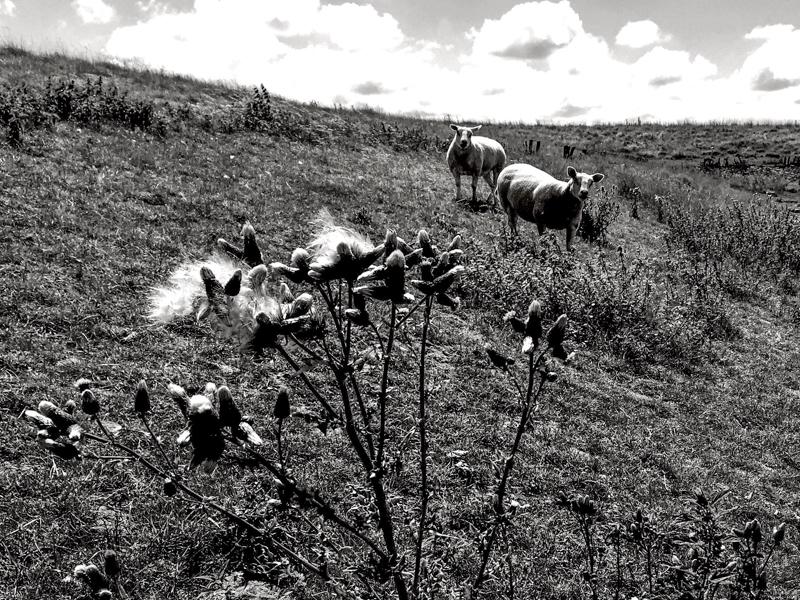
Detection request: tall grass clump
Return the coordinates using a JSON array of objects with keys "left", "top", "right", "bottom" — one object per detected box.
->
[
  {"left": 464, "top": 237, "right": 729, "bottom": 368},
  {"left": 19, "top": 213, "right": 573, "bottom": 599}
]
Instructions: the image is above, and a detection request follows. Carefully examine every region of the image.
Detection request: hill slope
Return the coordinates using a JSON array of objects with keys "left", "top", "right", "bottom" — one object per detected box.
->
[{"left": 2, "top": 46, "right": 800, "bottom": 599}]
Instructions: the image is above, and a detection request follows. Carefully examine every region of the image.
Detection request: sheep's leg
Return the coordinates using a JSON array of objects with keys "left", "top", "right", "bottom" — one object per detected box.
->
[
  {"left": 508, "top": 210, "right": 518, "bottom": 236},
  {"left": 471, "top": 174, "right": 479, "bottom": 205},
  {"left": 453, "top": 172, "right": 462, "bottom": 200},
  {"left": 536, "top": 221, "right": 545, "bottom": 236},
  {"left": 565, "top": 226, "right": 576, "bottom": 251},
  {"left": 483, "top": 172, "right": 497, "bottom": 210}
]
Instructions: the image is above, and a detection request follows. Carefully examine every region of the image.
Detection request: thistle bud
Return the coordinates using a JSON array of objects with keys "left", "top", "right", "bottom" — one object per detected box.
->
[
  {"left": 163, "top": 478, "right": 177, "bottom": 496},
  {"left": 218, "top": 385, "right": 242, "bottom": 429},
  {"left": 773, "top": 522, "right": 786, "bottom": 545},
  {"left": 224, "top": 269, "right": 242, "bottom": 296},
  {"left": 384, "top": 229, "right": 398, "bottom": 256},
  {"left": 81, "top": 389, "right": 100, "bottom": 415},
  {"left": 274, "top": 386, "right": 291, "bottom": 420},
  {"left": 63, "top": 399, "right": 77, "bottom": 415},
  {"left": 386, "top": 249, "right": 406, "bottom": 271},
  {"left": 279, "top": 282, "right": 295, "bottom": 304},
  {"left": 546, "top": 314, "right": 568, "bottom": 348},
  {"left": 134, "top": 379, "right": 150, "bottom": 414},
  {"left": 103, "top": 550, "right": 121, "bottom": 579},
  {"left": 751, "top": 519, "right": 762, "bottom": 546}
]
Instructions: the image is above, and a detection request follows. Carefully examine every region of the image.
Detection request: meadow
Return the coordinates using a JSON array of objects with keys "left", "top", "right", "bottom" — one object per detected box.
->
[{"left": 2, "top": 44, "right": 800, "bottom": 599}]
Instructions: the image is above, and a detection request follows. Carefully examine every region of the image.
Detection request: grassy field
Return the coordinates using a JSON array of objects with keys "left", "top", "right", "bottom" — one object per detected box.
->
[{"left": 3, "top": 45, "right": 800, "bottom": 599}]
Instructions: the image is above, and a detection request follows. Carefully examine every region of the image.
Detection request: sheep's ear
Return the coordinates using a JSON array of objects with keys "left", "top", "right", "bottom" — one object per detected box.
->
[
  {"left": 450, "top": 124, "right": 459, "bottom": 131},
  {"left": 592, "top": 173, "right": 604, "bottom": 183},
  {"left": 471, "top": 125, "right": 482, "bottom": 132},
  {"left": 567, "top": 166, "right": 578, "bottom": 179}
]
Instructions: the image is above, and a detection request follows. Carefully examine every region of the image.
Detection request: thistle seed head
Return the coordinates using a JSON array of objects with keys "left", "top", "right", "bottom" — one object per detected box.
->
[{"left": 103, "top": 550, "right": 121, "bottom": 579}]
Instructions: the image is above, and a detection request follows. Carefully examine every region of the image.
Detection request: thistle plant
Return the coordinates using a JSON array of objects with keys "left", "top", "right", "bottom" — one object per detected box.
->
[{"left": 19, "top": 212, "right": 575, "bottom": 599}]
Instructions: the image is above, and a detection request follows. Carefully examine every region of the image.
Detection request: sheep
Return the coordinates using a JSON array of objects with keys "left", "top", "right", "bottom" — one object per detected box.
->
[
  {"left": 447, "top": 124, "right": 506, "bottom": 207},
  {"left": 497, "top": 164, "right": 604, "bottom": 251}
]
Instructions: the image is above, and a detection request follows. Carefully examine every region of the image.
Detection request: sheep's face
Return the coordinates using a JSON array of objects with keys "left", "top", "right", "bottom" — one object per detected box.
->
[
  {"left": 450, "top": 124, "right": 482, "bottom": 150},
  {"left": 567, "top": 166, "right": 604, "bottom": 201}
]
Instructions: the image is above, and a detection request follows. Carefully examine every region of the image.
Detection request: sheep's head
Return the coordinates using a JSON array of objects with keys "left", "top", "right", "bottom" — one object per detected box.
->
[
  {"left": 450, "top": 124, "right": 482, "bottom": 150},
  {"left": 567, "top": 166, "right": 604, "bottom": 201}
]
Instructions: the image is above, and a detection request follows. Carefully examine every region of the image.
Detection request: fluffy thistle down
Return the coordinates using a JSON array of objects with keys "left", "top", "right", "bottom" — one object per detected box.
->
[
  {"left": 149, "top": 250, "right": 319, "bottom": 354},
  {"left": 306, "top": 210, "right": 384, "bottom": 282}
]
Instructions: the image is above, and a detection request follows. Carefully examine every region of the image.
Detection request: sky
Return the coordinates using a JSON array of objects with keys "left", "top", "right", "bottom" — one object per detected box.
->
[{"left": 2, "top": 0, "right": 799, "bottom": 123}]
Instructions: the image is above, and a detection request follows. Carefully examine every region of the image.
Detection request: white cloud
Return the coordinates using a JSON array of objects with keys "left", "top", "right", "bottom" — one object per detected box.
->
[
  {"left": 100, "top": 1, "right": 799, "bottom": 123},
  {"left": 469, "top": 1, "right": 582, "bottom": 61},
  {"left": 616, "top": 20, "right": 671, "bottom": 48},
  {"left": 741, "top": 24, "right": 800, "bottom": 91},
  {"left": 73, "top": 0, "right": 115, "bottom": 24},
  {"left": 0, "top": 0, "right": 14, "bottom": 16}
]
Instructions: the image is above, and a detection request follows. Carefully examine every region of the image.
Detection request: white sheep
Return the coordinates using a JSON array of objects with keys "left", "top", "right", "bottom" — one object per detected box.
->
[
  {"left": 497, "top": 164, "right": 605, "bottom": 251},
  {"left": 447, "top": 124, "right": 506, "bottom": 207}
]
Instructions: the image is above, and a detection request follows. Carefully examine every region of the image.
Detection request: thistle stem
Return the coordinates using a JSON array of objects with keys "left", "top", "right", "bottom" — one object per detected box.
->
[{"left": 413, "top": 296, "right": 434, "bottom": 596}]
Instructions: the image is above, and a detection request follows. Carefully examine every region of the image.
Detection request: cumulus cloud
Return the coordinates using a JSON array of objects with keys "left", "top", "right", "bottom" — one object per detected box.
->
[
  {"left": 469, "top": 1, "right": 582, "bottom": 61},
  {"left": 632, "top": 47, "right": 717, "bottom": 87},
  {"left": 96, "top": 1, "right": 799, "bottom": 122},
  {"left": 741, "top": 24, "right": 800, "bottom": 92},
  {"left": 0, "top": 0, "right": 14, "bottom": 17},
  {"left": 73, "top": 0, "right": 115, "bottom": 24},
  {"left": 615, "top": 20, "right": 670, "bottom": 48}
]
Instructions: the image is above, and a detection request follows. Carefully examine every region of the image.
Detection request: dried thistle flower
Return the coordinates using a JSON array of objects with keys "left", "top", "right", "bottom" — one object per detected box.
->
[
  {"left": 63, "top": 399, "right": 77, "bottom": 415},
  {"left": 447, "top": 234, "right": 462, "bottom": 252},
  {"left": 81, "top": 389, "right": 100, "bottom": 415},
  {"left": 168, "top": 383, "right": 190, "bottom": 419},
  {"left": 247, "top": 264, "right": 268, "bottom": 289},
  {"left": 217, "top": 385, "right": 241, "bottom": 429},
  {"left": 200, "top": 266, "right": 231, "bottom": 327},
  {"left": 546, "top": 314, "right": 567, "bottom": 349},
  {"left": 74, "top": 563, "right": 109, "bottom": 592},
  {"left": 37, "top": 401, "right": 78, "bottom": 435},
  {"left": 223, "top": 269, "right": 242, "bottom": 296},
  {"left": 278, "top": 282, "right": 294, "bottom": 304},
  {"left": 241, "top": 222, "right": 264, "bottom": 267},
  {"left": 134, "top": 380, "right": 150, "bottom": 414},
  {"left": 417, "top": 229, "right": 435, "bottom": 257}
]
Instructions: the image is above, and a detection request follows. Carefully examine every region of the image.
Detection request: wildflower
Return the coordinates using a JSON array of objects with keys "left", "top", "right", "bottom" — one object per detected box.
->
[
  {"left": 134, "top": 380, "right": 150, "bottom": 415},
  {"left": 81, "top": 389, "right": 100, "bottom": 416}
]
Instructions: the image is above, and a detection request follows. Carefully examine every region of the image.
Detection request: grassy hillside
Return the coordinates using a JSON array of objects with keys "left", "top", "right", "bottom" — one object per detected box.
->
[{"left": 2, "top": 45, "right": 800, "bottom": 599}]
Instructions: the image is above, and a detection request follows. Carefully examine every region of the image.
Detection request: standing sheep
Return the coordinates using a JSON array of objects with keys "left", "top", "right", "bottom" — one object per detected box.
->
[
  {"left": 447, "top": 124, "right": 506, "bottom": 207},
  {"left": 497, "top": 163, "right": 604, "bottom": 251}
]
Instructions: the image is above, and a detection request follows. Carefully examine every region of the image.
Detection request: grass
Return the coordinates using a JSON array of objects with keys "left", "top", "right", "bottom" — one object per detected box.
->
[{"left": 2, "top": 44, "right": 800, "bottom": 599}]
